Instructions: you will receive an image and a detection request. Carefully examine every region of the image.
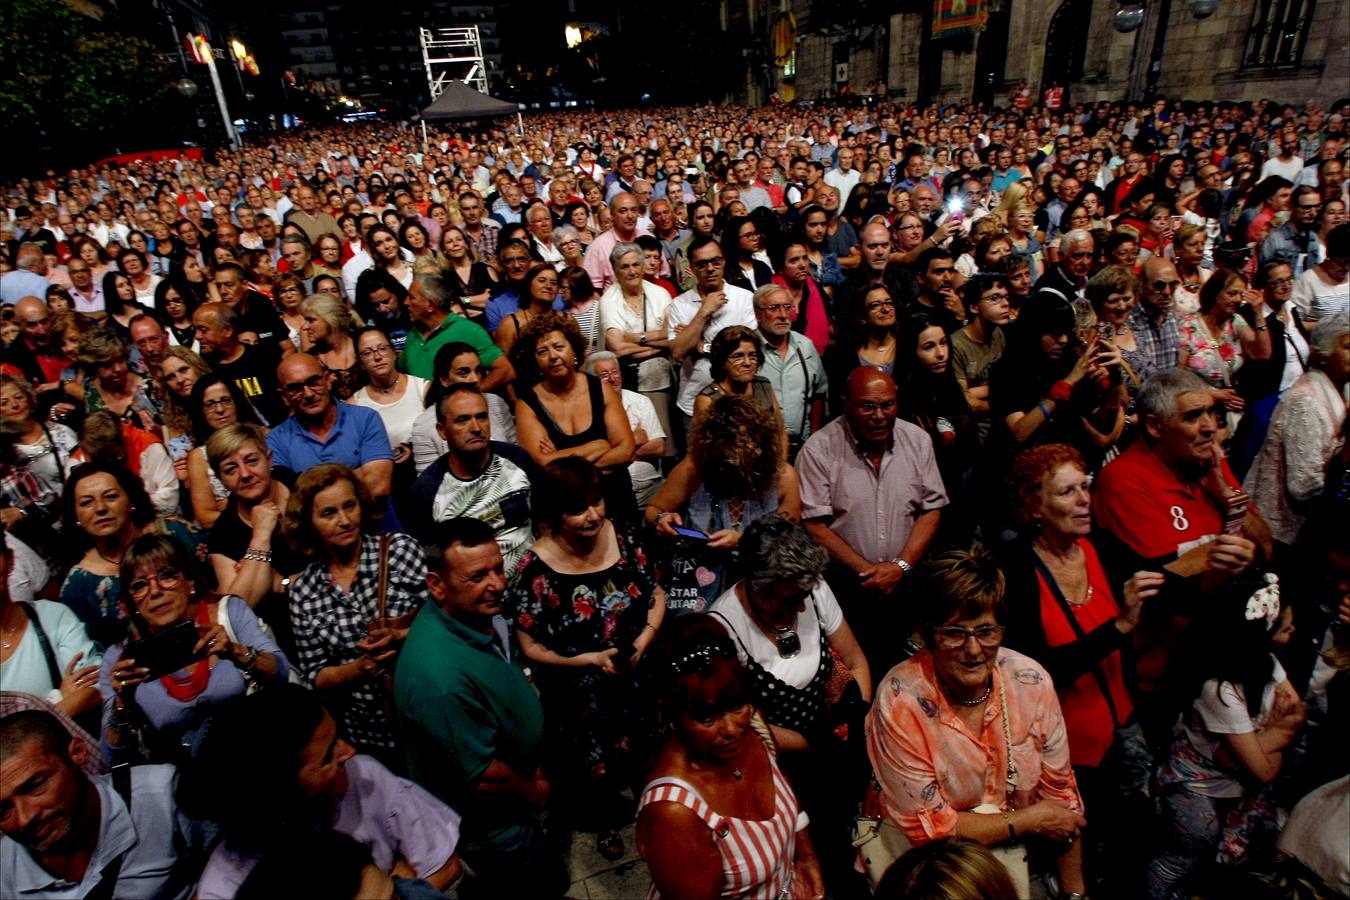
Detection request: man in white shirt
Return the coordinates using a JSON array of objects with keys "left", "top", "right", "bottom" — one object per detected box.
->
[
  {"left": 588, "top": 352, "right": 667, "bottom": 508},
  {"left": 666, "top": 236, "right": 757, "bottom": 429},
  {"left": 824, "top": 147, "right": 861, "bottom": 202},
  {"left": 1260, "top": 134, "right": 1305, "bottom": 182}
]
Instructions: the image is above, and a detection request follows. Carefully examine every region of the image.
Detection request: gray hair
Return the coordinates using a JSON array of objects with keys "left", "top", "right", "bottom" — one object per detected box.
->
[
  {"left": 752, "top": 283, "right": 790, "bottom": 309},
  {"left": 1136, "top": 368, "right": 1214, "bottom": 424},
  {"left": 740, "top": 515, "right": 828, "bottom": 596},
  {"left": 1312, "top": 312, "right": 1349, "bottom": 358},
  {"left": 554, "top": 224, "right": 580, "bottom": 245},
  {"left": 584, "top": 350, "right": 618, "bottom": 374},
  {"left": 279, "top": 233, "right": 311, "bottom": 251},
  {"left": 1059, "top": 228, "right": 1093, "bottom": 253},
  {"left": 15, "top": 243, "right": 43, "bottom": 271},
  {"left": 411, "top": 272, "right": 453, "bottom": 312},
  {"left": 609, "top": 241, "right": 642, "bottom": 270}
]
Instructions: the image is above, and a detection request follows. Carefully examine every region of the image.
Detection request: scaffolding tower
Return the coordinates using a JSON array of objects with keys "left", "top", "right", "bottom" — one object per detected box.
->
[{"left": 419, "top": 26, "right": 488, "bottom": 100}]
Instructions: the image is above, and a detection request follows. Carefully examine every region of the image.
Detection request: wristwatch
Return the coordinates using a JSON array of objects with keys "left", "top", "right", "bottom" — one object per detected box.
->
[
  {"left": 639, "top": 333, "right": 648, "bottom": 346},
  {"left": 891, "top": 557, "right": 913, "bottom": 574}
]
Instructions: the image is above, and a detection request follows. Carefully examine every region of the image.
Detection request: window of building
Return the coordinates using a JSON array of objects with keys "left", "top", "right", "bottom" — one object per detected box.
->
[{"left": 1242, "top": 0, "right": 1316, "bottom": 70}]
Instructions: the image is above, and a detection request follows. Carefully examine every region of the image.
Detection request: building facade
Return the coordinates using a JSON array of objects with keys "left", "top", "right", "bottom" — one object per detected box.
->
[{"left": 743, "top": 0, "right": 1347, "bottom": 107}]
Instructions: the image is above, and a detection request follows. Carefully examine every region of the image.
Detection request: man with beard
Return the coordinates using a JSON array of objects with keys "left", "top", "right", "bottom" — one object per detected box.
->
[{"left": 0, "top": 708, "right": 199, "bottom": 899}]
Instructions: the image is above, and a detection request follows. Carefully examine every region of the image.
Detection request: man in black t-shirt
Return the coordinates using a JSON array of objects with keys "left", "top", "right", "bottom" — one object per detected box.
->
[
  {"left": 212, "top": 262, "right": 292, "bottom": 358},
  {"left": 191, "top": 302, "right": 288, "bottom": 425}
]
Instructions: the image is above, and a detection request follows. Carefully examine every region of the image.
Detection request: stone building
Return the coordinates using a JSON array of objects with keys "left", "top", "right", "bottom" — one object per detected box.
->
[{"left": 734, "top": 0, "right": 1348, "bottom": 107}]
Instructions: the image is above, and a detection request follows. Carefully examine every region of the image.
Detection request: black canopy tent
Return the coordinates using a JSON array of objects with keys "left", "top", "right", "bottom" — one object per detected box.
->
[{"left": 420, "top": 81, "right": 519, "bottom": 121}]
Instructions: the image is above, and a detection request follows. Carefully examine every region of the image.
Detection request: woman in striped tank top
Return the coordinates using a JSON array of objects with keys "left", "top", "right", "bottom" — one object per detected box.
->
[{"left": 636, "top": 615, "right": 824, "bottom": 899}]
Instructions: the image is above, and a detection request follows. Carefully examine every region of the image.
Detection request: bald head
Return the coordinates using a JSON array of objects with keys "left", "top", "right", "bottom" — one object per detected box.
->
[
  {"left": 13, "top": 297, "right": 51, "bottom": 348},
  {"left": 844, "top": 367, "right": 898, "bottom": 446},
  {"left": 277, "top": 351, "right": 323, "bottom": 385},
  {"left": 609, "top": 192, "right": 640, "bottom": 237},
  {"left": 860, "top": 222, "right": 891, "bottom": 272},
  {"left": 846, "top": 366, "right": 896, "bottom": 399}
]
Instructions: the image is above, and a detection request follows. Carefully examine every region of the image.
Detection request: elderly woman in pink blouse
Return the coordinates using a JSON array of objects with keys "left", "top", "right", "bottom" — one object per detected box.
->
[{"left": 866, "top": 548, "right": 1087, "bottom": 895}]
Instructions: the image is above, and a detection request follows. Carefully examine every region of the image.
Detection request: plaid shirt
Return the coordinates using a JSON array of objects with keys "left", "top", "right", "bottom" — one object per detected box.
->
[
  {"left": 1130, "top": 303, "right": 1182, "bottom": 376},
  {"left": 466, "top": 219, "right": 501, "bottom": 265},
  {"left": 289, "top": 533, "right": 430, "bottom": 751}
]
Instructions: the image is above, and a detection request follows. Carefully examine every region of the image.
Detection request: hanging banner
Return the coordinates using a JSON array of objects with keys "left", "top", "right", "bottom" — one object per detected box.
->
[
  {"left": 932, "top": 0, "right": 989, "bottom": 38},
  {"left": 770, "top": 11, "right": 797, "bottom": 66}
]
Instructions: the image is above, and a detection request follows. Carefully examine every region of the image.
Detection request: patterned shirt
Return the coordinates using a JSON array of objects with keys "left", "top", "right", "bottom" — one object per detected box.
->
[
  {"left": 289, "top": 533, "right": 431, "bottom": 751},
  {"left": 867, "top": 647, "right": 1084, "bottom": 845},
  {"left": 1129, "top": 303, "right": 1182, "bottom": 379},
  {"left": 466, "top": 220, "right": 501, "bottom": 265}
]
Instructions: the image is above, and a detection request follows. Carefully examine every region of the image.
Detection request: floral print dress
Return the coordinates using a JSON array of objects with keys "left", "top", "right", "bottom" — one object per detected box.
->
[
  {"left": 506, "top": 527, "right": 658, "bottom": 821},
  {"left": 1178, "top": 313, "right": 1243, "bottom": 388}
]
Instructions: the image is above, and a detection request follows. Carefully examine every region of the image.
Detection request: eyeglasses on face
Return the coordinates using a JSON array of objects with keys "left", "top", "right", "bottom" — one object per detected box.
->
[
  {"left": 692, "top": 257, "right": 725, "bottom": 269},
  {"left": 933, "top": 624, "right": 1005, "bottom": 650},
  {"left": 202, "top": 396, "right": 236, "bottom": 412},
  {"left": 282, "top": 374, "right": 326, "bottom": 396},
  {"left": 359, "top": 345, "right": 394, "bottom": 360},
  {"left": 127, "top": 567, "right": 183, "bottom": 600}
]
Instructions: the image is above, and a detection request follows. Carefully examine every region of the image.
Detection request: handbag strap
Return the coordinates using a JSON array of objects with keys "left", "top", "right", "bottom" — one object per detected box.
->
[
  {"left": 17, "top": 602, "right": 63, "bottom": 690},
  {"left": 376, "top": 533, "right": 392, "bottom": 625},
  {"left": 996, "top": 660, "right": 1020, "bottom": 800},
  {"left": 1027, "top": 549, "right": 1123, "bottom": 729}
]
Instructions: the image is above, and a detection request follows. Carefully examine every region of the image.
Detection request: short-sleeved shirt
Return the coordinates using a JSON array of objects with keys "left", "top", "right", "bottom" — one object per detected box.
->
[
  {"left": 210, "top": 343, "right": 286, "bottom": 426},
  {"left": 1, "top": 765, "right": 195, "bottom": 900},
  {"left": 1180, "top": 657, "right": 1287, "bottom": 798},
  {"left": 267, "top": 401, "right": 395, "bottom": 476},
  {"left": 398, "top": 313, "right": 501, "bottom": 382},
  {"left": 406, "top": 443, "right": 535, "bottom": 570},
  {"left": 949, "top": 326, "right": 1006, "bottom": 443},
  {"left": 196, "top": 754, "right": 462, "bottom": 899},
  {"left": 757, "top": 331, "right": 828, "bottom": 440},
  {"left": 796, "top": 417, "right": 949, "bottom": 564},
  {"left": 709, "top": 579, "right": 843, "bottom": 689},
  {"left": 666, "top": 283, "right": 757, "bottom": 415},
  {"left": 394, "top": 601, "right": 545, "bottom": 847},
  {"left": 1092, "top": 440, "right": 1241, "bottom": 562},
  {"left": 620, "top": 389, "right": 665, "bottom": 486}
]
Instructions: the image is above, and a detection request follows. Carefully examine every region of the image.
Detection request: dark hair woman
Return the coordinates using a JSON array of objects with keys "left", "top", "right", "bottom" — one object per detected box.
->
[
  {"left": 636, "top": 614, "right": 824, "bottom": 899},
  {"left": 722, "top": 216, "right": 775, "bottom": 292},
  {"left": 896, "top": 309, "right": 974, "bottom": 510},
  {"left": 504, "top": 458, "right": 665, "bottom": 860},
  {"left": 185, "top": 685, "right": 463, "bottom": 898}
]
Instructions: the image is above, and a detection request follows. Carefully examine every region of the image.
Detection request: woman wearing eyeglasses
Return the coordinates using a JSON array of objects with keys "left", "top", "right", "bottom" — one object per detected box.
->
[
  {"left": 100, "top": 533, "right": 288, "bottom": 764},
  {"left": 691, "top": 326, "right": 784, "bottom": 442},
  {"left": 185, "top": 374, "right": 263, "bottom": 528},
  {"left": 866, "top": 548, "right": 1086, "bottom": 896},
  {"left": 722, "top": 216, "right": 774, "bottom": 292},
  {"left": 706, "top": 515, "right": 869, "bottom": 894},
  {"left": 353, "top": 327, "right": 429, "bottom": 466}
]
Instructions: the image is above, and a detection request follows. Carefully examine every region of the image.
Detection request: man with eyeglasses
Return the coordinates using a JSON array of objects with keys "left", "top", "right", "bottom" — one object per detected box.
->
[
  {"left": 1129, "top": 257, "right": 1185, "bottom": 380},
  {"left": 753, "top": 284, "right": 827, "bottom": 458},
  {"left": 666, "top": 236, "right": 757, "bottom": 429},
  {"left": 1261, "top": 187, "right": 1323, "bottom": 276},
  {"left": 797, "top": 367, "right": 947, "bottom": 674},
  {"left": 191, "top": 302, "right": 287, "bottom": 426},
  {"left": 267, "top": 353, "right": 395, "bottom": 511},
  {"left": 951, "top": 274, "right": 1012, "bottom": 445}
]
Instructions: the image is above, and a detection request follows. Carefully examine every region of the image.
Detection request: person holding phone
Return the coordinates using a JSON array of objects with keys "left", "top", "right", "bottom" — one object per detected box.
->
[
  {"left": 504, "top": 458, "right": 665, "bottom": 862},
  {"left": 100, "top": 534, "right": 289, "bottom": 764}
]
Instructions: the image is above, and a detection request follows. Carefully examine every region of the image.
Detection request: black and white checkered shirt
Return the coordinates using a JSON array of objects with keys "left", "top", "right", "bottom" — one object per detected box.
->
[{"left": 289, "top": 533, "right": 430, "bottom": 751}]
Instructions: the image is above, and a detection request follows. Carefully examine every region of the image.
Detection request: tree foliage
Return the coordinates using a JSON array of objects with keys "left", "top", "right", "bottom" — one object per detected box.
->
[{"left": 0, "top": 0, "right": 168, "bottom": 133}]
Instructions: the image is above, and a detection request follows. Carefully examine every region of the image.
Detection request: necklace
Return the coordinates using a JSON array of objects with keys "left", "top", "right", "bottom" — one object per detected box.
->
[
  {"left": 96, "top": 546, "right": 126, "bottom": 567},
  {"left": 733, "top": 766, "right": 744, "bottom": 780},
  {"left": 368, "top": 373, "right": 403, "bottom": 397},
  {"left": 940, "top": 675, "right": 993, "bottom": 706}
]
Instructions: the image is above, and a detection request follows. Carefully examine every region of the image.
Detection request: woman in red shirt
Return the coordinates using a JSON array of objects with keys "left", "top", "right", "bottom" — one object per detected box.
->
[{"left": 1001, "top": 443, "right": 1165, "bottom": 895}]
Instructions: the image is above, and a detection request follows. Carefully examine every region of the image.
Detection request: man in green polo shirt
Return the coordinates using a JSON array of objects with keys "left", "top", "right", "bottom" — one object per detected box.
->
[
  {"left": 394, "top": 517, "right": 566, "bottom": 898},
  {"left": 398, "top": 273, "right": 514, "bottom": 391}
]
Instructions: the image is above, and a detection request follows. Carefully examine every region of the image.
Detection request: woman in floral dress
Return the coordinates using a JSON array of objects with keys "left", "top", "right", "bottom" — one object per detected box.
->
[
  {"left": 1178, "top": 269, "right": 1271, "bottom": 428},
  {"left": 506, "top": 458, "right": 665, "bottom": 861}
]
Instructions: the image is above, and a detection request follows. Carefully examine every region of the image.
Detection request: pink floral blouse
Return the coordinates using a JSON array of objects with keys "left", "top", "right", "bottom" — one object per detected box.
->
[
  {"left": 866, "top": 647, "right": 1084, "bottom": 844},
  {"left": 1178, "top": 313, "right": 1245, "bottom": 387}
]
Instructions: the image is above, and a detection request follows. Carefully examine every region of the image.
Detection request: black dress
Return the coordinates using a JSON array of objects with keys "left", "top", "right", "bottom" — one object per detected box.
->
[{"left": 521, "top": 374, "right": 638, "bottom": 524}]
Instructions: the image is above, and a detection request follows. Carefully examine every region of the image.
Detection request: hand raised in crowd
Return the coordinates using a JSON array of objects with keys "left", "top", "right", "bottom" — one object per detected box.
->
[
  {"left": 1115, "top": 570, "right": 1165, "bottom": 634},
  {"left": 1065, "top": 335, "right": 1104, "bottom": 386}
]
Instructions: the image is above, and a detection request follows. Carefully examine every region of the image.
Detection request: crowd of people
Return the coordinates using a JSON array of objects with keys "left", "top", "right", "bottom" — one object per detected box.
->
[{"left": 1, "top": 92, "right": 1348, "bottom": 900}]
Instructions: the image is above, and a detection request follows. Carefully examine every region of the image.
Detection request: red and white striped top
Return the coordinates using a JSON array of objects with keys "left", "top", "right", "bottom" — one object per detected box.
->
[{"left": 639, "top": 752, "right": 803, "bottom": 899}]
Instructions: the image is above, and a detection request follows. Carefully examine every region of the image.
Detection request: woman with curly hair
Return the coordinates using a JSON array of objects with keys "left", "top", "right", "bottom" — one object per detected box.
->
[
  {"left": 512, "top": 311, "right": 637, "bottom": 523},
  {"left": 646, "top": 394, "right": 801, "bottom": 571},
  {"left": 504, "top": 458, "right": 665, "bottom": 860}
]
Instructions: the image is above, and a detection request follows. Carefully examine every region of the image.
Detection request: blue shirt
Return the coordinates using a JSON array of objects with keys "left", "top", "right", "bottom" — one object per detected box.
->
[
  {"left": 1, "top": 765, "right": 196, "bottom": 899},
  {"left": 483, "top": 290, "right": 564, "bottom": 335},
  {"left": 1, "top": 270, "right": 51, "bottom": 305},
  {"left": 267, "top": 401, "right": 395, "bottom": 474}
]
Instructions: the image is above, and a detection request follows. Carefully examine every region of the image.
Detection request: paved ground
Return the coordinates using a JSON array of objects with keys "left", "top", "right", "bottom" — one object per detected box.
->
[{"left": 565, "top": 821, "right": 650, "bottom": 898}]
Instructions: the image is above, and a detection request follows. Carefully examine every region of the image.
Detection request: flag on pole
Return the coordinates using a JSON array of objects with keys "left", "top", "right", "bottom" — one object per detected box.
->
[{"left": 932, "top": 0, "right": 988, "bottom": 38}]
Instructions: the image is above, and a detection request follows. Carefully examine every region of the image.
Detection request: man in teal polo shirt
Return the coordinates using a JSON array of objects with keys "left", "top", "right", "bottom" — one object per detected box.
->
[
  {"left": 399, "top": 273, "right": 514, "bottom": 392},
  {"left": 394, "top": 518, "right": 566, "bottom": 898}
]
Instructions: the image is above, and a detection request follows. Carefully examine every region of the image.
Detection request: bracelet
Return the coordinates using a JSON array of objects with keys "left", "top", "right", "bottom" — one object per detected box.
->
[
  {"left": 1049, "top": 379, "right": 1074, "bottom": 403},
  {"left": 241, "top": 547, "right": 273, "bottom": 564},
  {"left": 653, "top": 510, "right": 670, "bottom": 523},
  {"left": 1000, "top": 809, "right": 1017, "bottom": 842},
  {"left": 891, "top": 557, "right": 912, "bottom": 573},
  {"left": 243, "top": 645, "right": 259, "bottom": 675},
  {"left": 1037, "top": 401, "right": 1053, "bottom": 419}
]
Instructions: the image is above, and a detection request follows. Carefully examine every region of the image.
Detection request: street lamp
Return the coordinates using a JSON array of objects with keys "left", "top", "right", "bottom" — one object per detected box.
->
[
  {"left": 1114, "top": 3, "right": 1146, "bottom": 31},
  {"left": 176, "top": 77, "right": 199, "bottom": 98},
  {"left": 1115, "top": 0, "right": 1220, "bottom": 31},
  {"left": 1187, "top": 0, "right": 1220, "bottom": 16}
]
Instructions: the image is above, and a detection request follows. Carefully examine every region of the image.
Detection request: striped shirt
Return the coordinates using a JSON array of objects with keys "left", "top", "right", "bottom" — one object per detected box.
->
[{"left": 639, "top": 751, "right": 803, "bottom": 898}]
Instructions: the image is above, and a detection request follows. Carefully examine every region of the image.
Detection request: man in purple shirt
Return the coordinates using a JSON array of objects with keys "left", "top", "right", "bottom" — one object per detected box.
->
[{"left": 797, "top": 368, "right": 947, "bottom": 673}]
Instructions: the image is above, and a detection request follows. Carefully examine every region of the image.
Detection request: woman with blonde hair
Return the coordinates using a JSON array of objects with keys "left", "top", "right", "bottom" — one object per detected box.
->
[
  {"left": 299, "top": 292, "right": 365, "bottom": 399},
  {"left": 875, "top": 838, "right": 1019, "bottom": 899},
  {"left": 155, "top": 346, "right": 211, "bottom": 481},
  {"left": 992, "top": 180, "right": 1032, "bottom": 229},
  {"left": 440, "top": 223, "right": 495, "bottom": 322}
]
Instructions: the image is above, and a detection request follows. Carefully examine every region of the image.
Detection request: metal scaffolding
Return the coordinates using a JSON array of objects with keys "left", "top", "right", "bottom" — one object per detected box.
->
[{"left": 419, "top": 26, "right": 488, "bottom": 100}]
